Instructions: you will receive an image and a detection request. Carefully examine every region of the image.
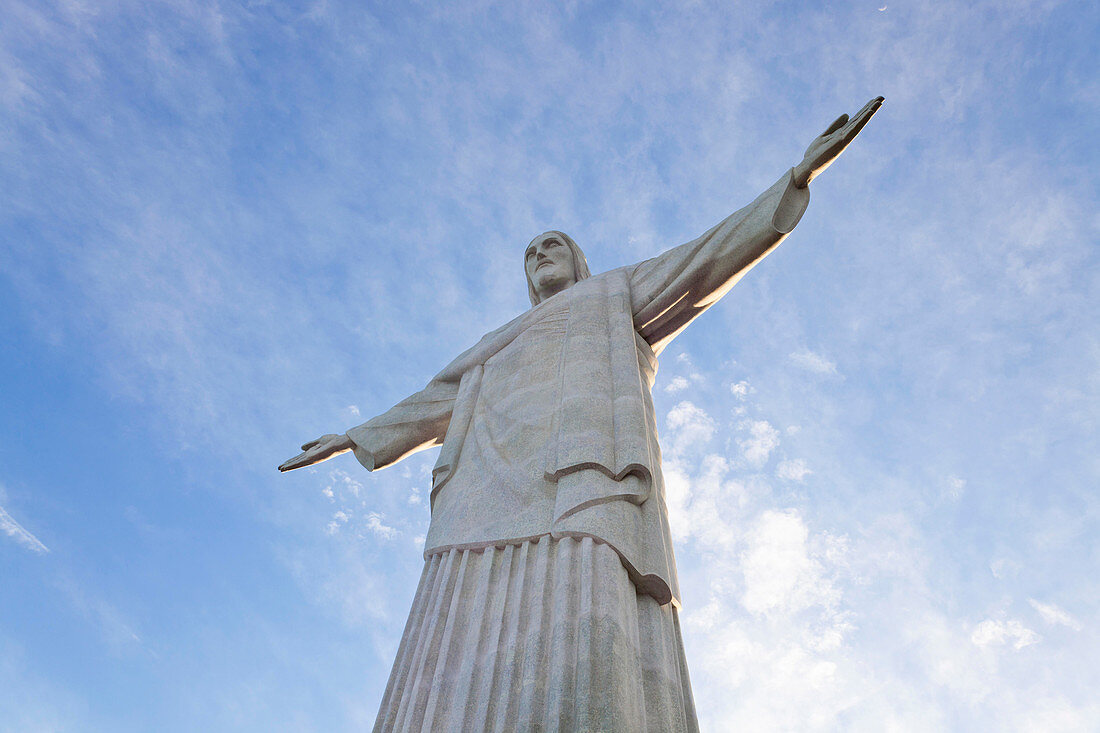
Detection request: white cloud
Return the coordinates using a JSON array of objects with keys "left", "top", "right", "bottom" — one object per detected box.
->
[
  {"left": 661, "top": 464, "right": 694, "bottom": 544},
  {"left": 729, "top": 379, "right": 752, "bottom": 399},
  {"left": 0, "top": 504, "right": 48, "bottom": 554},
  {"left": 1029, "top": 599, "right": 1082, "bottom": 631},
  {"left": 789, "top": 349, "right": 838, "bottom": 375},
  {"left": 325, "top": 509, "right": 350, "bottom": 535},
  {"left": 665, "top": 376, "right": 690, "bottom": 393},
  {"left": 666, "top": 401, "right": 716, "bottom": 456},
  {"left": 365, "top": 512, "right": 397, "bottom": 540},
  {"left": 776, "top": 459, "right": 811, "bottom": 481},
  {"left": 740, "top": 509, "right": 839, "bottom": 618},
  {"left": 971, "top": 619, "right": 1040, "bottom": 650},
  {"left": 336, "top": 471, "right": 363, "bottom": 499},
  {"left": 664, "top": 453, "right": 747, "bottom": 551},
  {"left": 738, "top": 419, "right": 779, "bottom": 467},
  {"left": 324, "top": 468, "right": 364, "bottom": 506},
  {"left": 681, "top": 501, "right": 859, "bottom": 731}
]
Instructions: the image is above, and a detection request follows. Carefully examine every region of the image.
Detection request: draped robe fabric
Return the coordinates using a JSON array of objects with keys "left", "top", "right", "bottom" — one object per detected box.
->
[{"left": 348, "top": 171, "right": 809, "bottom": 731}]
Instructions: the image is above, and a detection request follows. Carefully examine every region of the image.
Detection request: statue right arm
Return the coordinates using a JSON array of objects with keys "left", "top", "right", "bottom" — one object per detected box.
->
[
  {"left": 280, "top": 314, "right": 518, "bottom": 473},
  {"left": 343, "top": 376, "right": 460, "bottom": 471},
  {"left": 278, "top": 376, "right": 459, "bottom": 473}
]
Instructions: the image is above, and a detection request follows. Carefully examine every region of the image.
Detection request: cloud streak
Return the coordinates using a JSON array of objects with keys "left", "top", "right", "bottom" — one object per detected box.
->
[
  {"left": 971, "top": 619, "right": 1041, "bottom": 650},
  {"left": 0, "top": 504, "right": 48, "bottom": 554},
  {"left": 1029, "top": 599, "right": 1083, "bottom": 631},
  {"left": 789, "top": 348, "right": 838, "bottom": 376}
]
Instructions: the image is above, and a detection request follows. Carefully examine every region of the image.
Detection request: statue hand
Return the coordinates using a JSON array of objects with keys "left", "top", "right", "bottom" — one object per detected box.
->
[
  {"left": 278, "top": 433, "right": 354, "bottom": 472},
  {"left": 793, "top": 95, "right": 884, "bottom": 188}
]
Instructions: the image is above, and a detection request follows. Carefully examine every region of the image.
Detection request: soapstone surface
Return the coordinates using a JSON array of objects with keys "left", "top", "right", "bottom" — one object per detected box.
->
[{"left": 280, "top": 97, "right": 884, "bottom": 731}]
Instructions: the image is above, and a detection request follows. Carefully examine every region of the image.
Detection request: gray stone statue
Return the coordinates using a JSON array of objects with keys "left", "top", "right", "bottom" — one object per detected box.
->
[{"left": 281, "top": 96, "right": 883, "bottom": 732}]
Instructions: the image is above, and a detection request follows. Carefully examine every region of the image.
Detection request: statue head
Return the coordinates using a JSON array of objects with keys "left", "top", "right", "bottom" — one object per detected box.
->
[{"left": 525, "top": 230, "right": 591, "bottom": 306}]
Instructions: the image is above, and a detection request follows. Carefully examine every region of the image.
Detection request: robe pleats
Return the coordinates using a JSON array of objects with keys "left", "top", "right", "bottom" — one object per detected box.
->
[{"left": 374, "top": 535, "right": 699, "bottom": 732}]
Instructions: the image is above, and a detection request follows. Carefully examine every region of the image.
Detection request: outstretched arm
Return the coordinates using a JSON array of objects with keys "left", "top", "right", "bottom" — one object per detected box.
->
[
  {"left": 631, "top": 96, "right": 884, "bottom": 353},
  {"left": 793, "top": 96, "right": 883, "bottom": 189},
  {"left": 278, "top": 375, "right": 459, "bottom": 473},
  {"left": 279, "top": 433, "right": 354, "bottom": 472}
]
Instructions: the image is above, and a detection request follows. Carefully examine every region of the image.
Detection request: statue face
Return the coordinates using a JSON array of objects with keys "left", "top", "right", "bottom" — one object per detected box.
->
[{"left": 525, "top": 234, "right": 576, "bottom": 300}]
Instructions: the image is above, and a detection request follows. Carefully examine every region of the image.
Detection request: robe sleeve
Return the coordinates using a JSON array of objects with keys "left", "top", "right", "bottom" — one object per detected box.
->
[
  {"left": 344, "top": 376, "right": 459, "bottom": 472},
  {"left": 342, "top": 309, "right": 530, "bottom": 474},
  {"left": 630, "top": 169, "right": 810, "bottom": 354}
]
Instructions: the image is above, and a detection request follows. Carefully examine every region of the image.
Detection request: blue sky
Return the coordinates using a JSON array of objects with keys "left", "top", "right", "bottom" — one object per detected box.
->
[{"left": 1, "top": 0, "right": 1097, "bottom": 730}]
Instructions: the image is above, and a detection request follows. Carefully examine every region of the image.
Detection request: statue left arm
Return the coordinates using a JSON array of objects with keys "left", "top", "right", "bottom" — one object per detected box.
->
[{"left": 631, "top": 96, "right": 882, "bottom": 353}]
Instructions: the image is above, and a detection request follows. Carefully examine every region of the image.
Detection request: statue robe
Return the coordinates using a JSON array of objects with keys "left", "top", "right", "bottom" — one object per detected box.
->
[{"left": 348, "top": 170, "right": 809, "bottom": 731}]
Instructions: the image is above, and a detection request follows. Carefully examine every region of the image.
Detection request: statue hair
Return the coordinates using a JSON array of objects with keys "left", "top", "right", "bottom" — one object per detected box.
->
[{"left": 526, "top": 231, "right": 591, "bottom": 306}]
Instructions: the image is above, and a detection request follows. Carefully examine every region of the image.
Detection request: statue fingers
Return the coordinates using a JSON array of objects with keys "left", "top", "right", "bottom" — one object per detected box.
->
[
  {"left": 279, "top": 451, "right": 310, "bottom": 472},
  {"left": 856, "top": 96, "right": 884, "bottom": 123},
  {"left": 822, "top": 113, "right": 849, "bottom": 137},
  {"left": 843, "top": 97, "right": 883, "bottom": 140}
]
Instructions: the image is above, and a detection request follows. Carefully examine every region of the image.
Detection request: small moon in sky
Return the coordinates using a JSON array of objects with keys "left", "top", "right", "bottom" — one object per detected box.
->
[{"left": 879, "top": 4, "right": 887, "bottom": 9}]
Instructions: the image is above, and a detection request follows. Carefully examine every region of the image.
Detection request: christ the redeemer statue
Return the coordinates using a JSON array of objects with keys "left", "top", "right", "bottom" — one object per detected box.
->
[{"left": 281, "top": 97, "right": 883, "bottom": 732}]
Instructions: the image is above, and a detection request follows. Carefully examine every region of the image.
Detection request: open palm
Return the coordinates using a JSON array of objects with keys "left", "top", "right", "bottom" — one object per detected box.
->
[
  {"left": 793, "top": 96, "right": 884, "bottom": 188},
  {"left": 278, "top": 432, "right": 353, "bottom": 472}
]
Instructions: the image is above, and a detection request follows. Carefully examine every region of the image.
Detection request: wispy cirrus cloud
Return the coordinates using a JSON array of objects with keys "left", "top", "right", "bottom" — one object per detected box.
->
[
  {"left": 971, "top": 618, "right": 1041, "bottom": 650},
  {"left": 52, "top": 576, "right": 145, "bottom": 654},
  {"left": 740, "top": 509, "right": 842, "bottom": 618},
  {"left": 776, "top": 459, "right": 811, "bottom": 482},
  {"left": 1029, "top": 599, "right": 1083, "bottom": 631},
  {"left": 789, "top": 348, "right": 838, "bottom": 376},
  {"left": 738, "top": 419, "right": 780, "bottom": 467},
  {"left": 0, "top": 504, "right": 48, "bottom": 554},
  {"left": 664, "top": 375, "right": 690, "bottom": 393}
]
